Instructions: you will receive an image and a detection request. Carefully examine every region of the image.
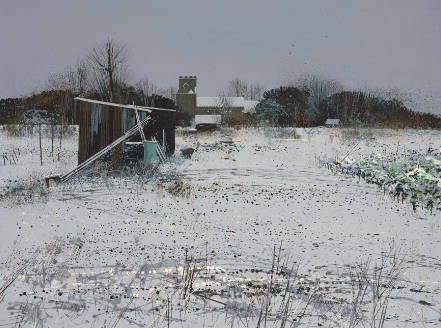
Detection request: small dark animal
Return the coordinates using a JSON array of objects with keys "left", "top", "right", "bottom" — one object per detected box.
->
[
  {"left": 181, "top": 142, "right": 200, "bottom": 159},
  {"left": 181, "top": 147, "right": 195, "bottom": 158}
]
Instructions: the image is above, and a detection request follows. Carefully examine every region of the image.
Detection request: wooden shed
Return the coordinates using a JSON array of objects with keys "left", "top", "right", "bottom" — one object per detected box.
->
[{"left": 75, "top": 98, "right": 175, "bottom": 166}]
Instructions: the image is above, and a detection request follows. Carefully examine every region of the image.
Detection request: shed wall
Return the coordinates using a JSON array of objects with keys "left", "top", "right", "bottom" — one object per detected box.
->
[{"left": 76, "top": 100, "right": 175, "bottom": 165}]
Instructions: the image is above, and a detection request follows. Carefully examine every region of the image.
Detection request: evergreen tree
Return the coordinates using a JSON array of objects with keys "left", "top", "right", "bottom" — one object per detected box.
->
[{"left": 255, "top": 99, "right": 287, "bottom": 125}]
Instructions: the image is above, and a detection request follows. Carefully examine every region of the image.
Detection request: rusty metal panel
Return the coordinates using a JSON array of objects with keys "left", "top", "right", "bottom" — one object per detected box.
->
[
  {"left": 76, "top": 98, "right": 175, "bottom": 166},
  {"left": 78, "top": 100, "right": 91, "bottom": 164}
]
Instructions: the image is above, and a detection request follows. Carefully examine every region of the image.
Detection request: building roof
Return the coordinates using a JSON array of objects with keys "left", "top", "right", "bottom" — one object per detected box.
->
[
  {"left": 243, "top": 100, "right": 259, "bottom": 113},
  {"left": 197, "top": 96, "right": 243, "bottom": 108},
  {"left": 197, "top": 96, "right": 258, "bottom": 112}
]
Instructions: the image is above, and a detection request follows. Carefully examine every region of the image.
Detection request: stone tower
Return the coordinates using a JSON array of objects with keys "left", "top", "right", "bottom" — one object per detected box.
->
[{"left": 176, "top": 76, "right": 197, "bottom": 118}]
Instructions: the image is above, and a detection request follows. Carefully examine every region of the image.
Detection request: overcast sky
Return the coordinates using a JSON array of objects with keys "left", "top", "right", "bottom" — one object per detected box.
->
[{"left": 1, "top": 0, "right": 440, "bottom": 112}]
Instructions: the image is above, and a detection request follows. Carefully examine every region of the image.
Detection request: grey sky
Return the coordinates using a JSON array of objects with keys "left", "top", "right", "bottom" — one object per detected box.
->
[{"left": 1, "top": 0, "right": 440, "bottom": 112}]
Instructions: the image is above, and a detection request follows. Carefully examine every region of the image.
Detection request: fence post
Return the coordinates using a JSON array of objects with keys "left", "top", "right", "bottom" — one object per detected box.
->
[{"left": 39, "top": 124, "right": 43, "bottom": 166}]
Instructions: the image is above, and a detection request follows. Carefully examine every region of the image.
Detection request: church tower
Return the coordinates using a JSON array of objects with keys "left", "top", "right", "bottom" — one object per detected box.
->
[{"left": 176, "top": 76, "right": 197, "bottom": 118}]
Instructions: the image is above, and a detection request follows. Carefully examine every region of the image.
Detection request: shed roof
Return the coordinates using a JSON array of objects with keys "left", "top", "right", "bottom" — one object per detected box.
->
[{"left": 74, "top": 97, "right": 175, "bottom": 112}]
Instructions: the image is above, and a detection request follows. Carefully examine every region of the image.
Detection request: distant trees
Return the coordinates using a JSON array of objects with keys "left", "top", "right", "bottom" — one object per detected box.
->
[
  {"left": 293, "top": 74, "right": 344, "bottom": 125},
  {"left": 86, "top": 38, "right": 129, "bottom": 102},
  {"left": 227, "top": 78, "right": 248, "bottom": 98},
  {"left": 225, "top": 78, "right": 264, "bottom": 100},
  {"left": 46, "top": 59, "right": 88, "bottom": 96},
  {"left": 261, "top": 86, "right": 310, "bottom": 126},
  {"left": 317, "top": 91, "right": 385, "bottom": 125},
  {"left": 4, "top": 37, "right": 439, "bottom": 129},
  {"left": 45, "top": 38, "right": 130, "bottom": 104},
  {"left": 0, "top": 98, "right": 25, "bottom": 124},
  {"left": 134, "top": 76, "right": 157, "bottom": 104},
  {"left": 317, "top": 91, "right": 441, "bottom": 128}
]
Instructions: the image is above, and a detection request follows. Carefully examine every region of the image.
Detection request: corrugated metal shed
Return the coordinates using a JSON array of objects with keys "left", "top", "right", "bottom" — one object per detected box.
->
[{"left": 75, "top": 98, "right": 175, "bottom": 166}]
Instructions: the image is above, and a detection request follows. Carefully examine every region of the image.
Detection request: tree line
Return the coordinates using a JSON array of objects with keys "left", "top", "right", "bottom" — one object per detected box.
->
[
  {"left": 1, "top": 37, "right": 440, "bottom": 128},
  {"left": 0, "top": 38, "right": 178, "bottom": 125},
  {"left": 253, "top": 75, "right": 441, "bottom": 128}
]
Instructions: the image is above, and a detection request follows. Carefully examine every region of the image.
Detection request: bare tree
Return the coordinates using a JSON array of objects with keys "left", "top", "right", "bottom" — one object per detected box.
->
[
  {"left": 215, "top": 92, "right": 234, "bottom": 117},
  {"left": 248, "top": 82, "right": 264, "bottom": 100},
  {"left": 46, "top": 59, "right": 89, "bottom": 97},
  {"left": 294, "top": 74, "right": 344, "bottom": 107},
  {"left": 135, "top": 77, "right": 158, "bottom": 105},
  {"left": 225, "top": 78, "right": 263, "bottom": 100},
  {"left": 135, "top": 78, "right": 177, "bottom": 106},
  {"left": 156, "top": 86, "right": 177, "bottom": 102},
  {"left": 75, "top": 59, "right": 88, "bottom": 96},
  {"left": 227, "top": 78, "right": 248, "bottom": 98},
  {"left": 86, "top": 38, "right": 128, "bottom": 102}
]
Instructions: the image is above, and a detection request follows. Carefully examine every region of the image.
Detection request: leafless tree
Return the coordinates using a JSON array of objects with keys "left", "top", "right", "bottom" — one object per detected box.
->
[
  {"left": 135, "top": 78, "right": 177, "bottom": 106},
  {"left": 86, "top": 38, "right": 129, "bottom": 102},
  {"left": 75, "top": 59, "right": 88, "bottom": 96},
  {"left": 46, "top": 59, "right": 88, "bottom": 96},
  {"left": 293, "top": 74, "right": 344, "bottom": 107},
  {"left": 156, "top": 87, "right": 177, "bottom": 102},
  {"left": 248, "top": 82, "right": 264, "bottom": 100},
  {"left": 135, "top": 77, "right": 158, "bottom": 105},
  {"left": 225, "top": 78, "right": 264, "bottom": 100},
  {"left": 227, "top": 78, "right": 248, "bottom": 98},
  {"left": 215, "top": 92, "right": 234, "bottom": 115}
]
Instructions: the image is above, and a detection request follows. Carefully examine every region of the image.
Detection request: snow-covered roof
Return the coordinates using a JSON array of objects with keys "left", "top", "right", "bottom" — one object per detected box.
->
[
  {"left": 243, "top": 100, "right": 259, "bottom": 114},
  {"left": 196, "top": 97, "right": 259, "bottom": 112},
  {"left": 325, "top": 119, "right": 340, "bottom": 125},
  {"left": 197, "top": 96, "right": 246, "bottom": 108}
]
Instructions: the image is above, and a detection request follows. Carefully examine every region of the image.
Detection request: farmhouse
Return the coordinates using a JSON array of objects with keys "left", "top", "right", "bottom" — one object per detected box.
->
[
  {"left": 75, "top": 97, "right": 175, "bottom": 166},
  {"left": 176, "top": 76, "right": 258, "bottom": 119}
]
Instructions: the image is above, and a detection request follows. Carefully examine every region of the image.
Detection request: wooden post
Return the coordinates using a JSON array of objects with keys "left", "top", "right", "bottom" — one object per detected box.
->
[
  {"left": 39, "top": 124, "right": 43, "bottom": 166},
  {"left": 51, "top": 123, "right": 54, "bottom": 157},
  {"left": 162, "top": 129, "right": 166, "bottom": 151},
  {"left": 58, "top": 118, "right": 63, "bottom": 161}
]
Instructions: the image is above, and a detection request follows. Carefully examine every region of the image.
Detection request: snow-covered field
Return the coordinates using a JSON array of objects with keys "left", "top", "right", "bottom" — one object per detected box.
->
[{"left": 0, "top": 125, "right": 440, "bottom": 327}]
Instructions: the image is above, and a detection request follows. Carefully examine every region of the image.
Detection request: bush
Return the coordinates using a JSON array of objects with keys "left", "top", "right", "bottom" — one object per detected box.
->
[
  {"left": 223, "top": 111, "right": 255, "bottom": 127},
  {"left": 261, "top": 86, "right": 310, "bottom": 126},
  {"left": 254, "top": 99, "right": 287, "bottom": 125}
]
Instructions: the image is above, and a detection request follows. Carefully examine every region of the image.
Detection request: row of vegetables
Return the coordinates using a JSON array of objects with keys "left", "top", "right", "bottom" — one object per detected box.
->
[{"left": 327, "top": 149, "right": 441, "bottom": 212}]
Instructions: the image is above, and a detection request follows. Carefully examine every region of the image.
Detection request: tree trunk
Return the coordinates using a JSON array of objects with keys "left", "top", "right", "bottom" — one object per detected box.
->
[{"left": 107, "top": 44, "right": 114, "bottom": 102}]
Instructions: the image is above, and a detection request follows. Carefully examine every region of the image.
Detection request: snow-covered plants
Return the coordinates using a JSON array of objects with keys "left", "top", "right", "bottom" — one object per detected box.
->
[{"left": 328, "top": 149, "right": 441, "bottom": 211}]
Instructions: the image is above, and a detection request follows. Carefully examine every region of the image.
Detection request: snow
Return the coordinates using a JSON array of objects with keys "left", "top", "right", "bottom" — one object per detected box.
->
[
  {"left": 195, "top": 115, "right": 222, "bottom": 125},
  {"left": 243, "top": 100, "right": 258, "bottom": 114},
  {"left": 197, "top": 96, "right": 245, "bottom": 108},
  {"left": 196, "top": 97, "right": 258, "bottom": 113},
  {"left": 0, "top": 126, "right": 440, "bottom": 327}
]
